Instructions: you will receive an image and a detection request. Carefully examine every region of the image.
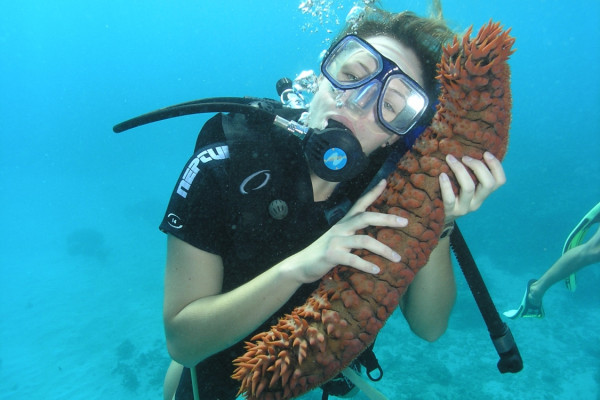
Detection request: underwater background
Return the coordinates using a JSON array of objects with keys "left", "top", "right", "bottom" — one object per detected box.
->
[{"left": 1, "top": 0, "right": 599, "bottom": 399}]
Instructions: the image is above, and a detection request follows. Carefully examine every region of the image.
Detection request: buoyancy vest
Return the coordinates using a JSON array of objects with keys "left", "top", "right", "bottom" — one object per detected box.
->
[
  {"left": 192, "top": 102, "right": 406, "bottom": 292},
  {"left": 193, "top": 111, "right": 327, "bottom": 290},
  {"left": 186, "top": 109, "right": 384, "bottom": 400}
]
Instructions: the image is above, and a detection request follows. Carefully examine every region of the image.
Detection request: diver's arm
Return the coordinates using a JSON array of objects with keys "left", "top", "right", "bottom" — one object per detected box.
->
[
  {"left": 400, "top": 152, "right": 506, "bottom": 341},
  {"left": 163, "top": 236, "right": 304, "bottom": 367},
  {"left": 400, "top": 235, "right": 456, "bottom": 341},
  {"left": 163, "top": 180, "right": 407, "bottom": 367}
]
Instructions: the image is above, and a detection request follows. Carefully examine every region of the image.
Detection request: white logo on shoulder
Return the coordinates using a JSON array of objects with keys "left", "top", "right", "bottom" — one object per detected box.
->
[
  {"left": 177, "top": 145, "right": 229, "bottom": 198},
  {"left": 167, "top": 213, "right": 183, "bottom": 229},
  {"left": 240, "top": 170, "right": 271, "bottom": 194}
]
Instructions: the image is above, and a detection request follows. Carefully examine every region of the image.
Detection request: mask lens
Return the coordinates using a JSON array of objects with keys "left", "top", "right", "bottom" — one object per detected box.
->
[
  {"left": 379, "top": 75, "right": 428, "bottom": 134},
  {"left": 323, "top": 37, "right": 382, "bottom": 88}
]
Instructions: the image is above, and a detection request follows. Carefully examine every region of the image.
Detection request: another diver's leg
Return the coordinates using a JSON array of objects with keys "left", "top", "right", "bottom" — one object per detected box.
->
[{"left": 530, "top": 225, "right": 600, "bottom": 304}]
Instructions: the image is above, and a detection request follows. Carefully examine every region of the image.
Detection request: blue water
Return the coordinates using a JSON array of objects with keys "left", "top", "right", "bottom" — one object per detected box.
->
[{"left": 1, "top": 0, "right": 599, "bottom": 399}]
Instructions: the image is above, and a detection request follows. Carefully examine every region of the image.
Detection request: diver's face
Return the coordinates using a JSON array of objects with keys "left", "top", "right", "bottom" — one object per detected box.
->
[{"left": 307, "top": 35, "right": 425, "bottom": 156}]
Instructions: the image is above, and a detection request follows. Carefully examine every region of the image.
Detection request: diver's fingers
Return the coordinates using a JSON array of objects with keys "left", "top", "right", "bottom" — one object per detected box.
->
[
  {"left": 337, "top": 210, "right": 408, "bottom": 235},
  {"left": 460, "top": 155, "right": 495, "bottom": 211},
  {"left": 439, "top": 172, "right": 457, "bottom": 214},
  {"left": 346, "top": 179, "right": 387, "bottom": 216},
  {"left": 483, "top": 152, "right": 506, "bottom": 188},
  {"left": 445, "top": 154, "right": 475, "bottom": 215},
  {"left": 461, "top": 152, "right": 506, "bottom": 210},
  {"left": 331, "top": 234, "right": 402, "bottom": 273},
  {"left": 328, "top": 248, "right": 381, "bottom": 274}
]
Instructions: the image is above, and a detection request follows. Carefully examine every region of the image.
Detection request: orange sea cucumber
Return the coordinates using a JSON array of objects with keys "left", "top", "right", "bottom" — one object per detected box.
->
[{"left": 232, "top": 21, "right": 515, "bottom": 400}]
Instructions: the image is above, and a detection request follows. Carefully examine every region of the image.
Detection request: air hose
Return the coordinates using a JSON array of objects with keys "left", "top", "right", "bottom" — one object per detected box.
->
[{"left": 450, "top": 223, "right": 523, "bottom": 373}]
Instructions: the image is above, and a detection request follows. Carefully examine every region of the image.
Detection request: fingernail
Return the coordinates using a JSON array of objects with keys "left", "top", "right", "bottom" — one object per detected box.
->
[
  {"left": 462, "top": 155, "right": 473, "bottom": 162},
  {"left": 440, "top": 172, "right": 449, "bottom": 182},
  {"left": 371, "top": 264, "right": 381, "bottom": 274},
  {"left": 447, "top": 154, "right": 457, "bottom": 163},
  {"left": 396, "top": 217, "right": 408, "bottom": 225},
  {"left": 391, "top": 252, "right": 401, "bottom": 262},
  {"left": 484, "top": 151, "right": 495, "bottom": 160}
]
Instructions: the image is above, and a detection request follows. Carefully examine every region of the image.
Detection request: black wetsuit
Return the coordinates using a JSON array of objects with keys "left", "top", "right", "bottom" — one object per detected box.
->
[{"left": 159, "top": 110, "right": 392, "bottom": 399}]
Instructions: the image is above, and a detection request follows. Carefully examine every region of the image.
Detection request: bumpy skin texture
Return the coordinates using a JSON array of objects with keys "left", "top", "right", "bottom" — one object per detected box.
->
[{"left": 232, "top": 22, "right": 515, "bottom": 400}]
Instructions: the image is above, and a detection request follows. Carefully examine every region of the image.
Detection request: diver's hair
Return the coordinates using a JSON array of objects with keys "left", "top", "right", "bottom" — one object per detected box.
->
[{"left": 328, "top": 5, "right": 455, "bottom": 116}]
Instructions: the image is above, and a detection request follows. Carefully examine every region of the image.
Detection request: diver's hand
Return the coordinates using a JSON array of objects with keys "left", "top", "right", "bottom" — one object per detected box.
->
[
  {"left": 288, "top": 180, "right": 407, "bottom": 283},
  {"left": 439, "top": 151, "right": 506, "bottom": 222}
]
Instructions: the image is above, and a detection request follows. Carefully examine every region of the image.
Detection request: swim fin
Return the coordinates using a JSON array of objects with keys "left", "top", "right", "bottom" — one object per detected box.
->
[{"left": 502, "top": 279, "right": 544, "bottom": 319}]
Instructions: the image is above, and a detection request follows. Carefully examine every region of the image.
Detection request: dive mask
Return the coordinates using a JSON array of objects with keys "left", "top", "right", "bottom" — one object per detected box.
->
[{"left": 321, "top": 34, "right": 429, "bottom": 136}]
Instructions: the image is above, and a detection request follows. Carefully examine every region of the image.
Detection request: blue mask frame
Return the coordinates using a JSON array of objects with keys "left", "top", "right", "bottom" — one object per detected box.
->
[{"left": 321, "top": 34, "right": 430, "bottom": 136}]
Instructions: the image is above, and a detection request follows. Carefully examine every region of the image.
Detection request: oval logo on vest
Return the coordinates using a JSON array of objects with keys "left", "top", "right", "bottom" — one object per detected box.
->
[{"left": 239, "top": 170, "right": 271, "bottom": 194}]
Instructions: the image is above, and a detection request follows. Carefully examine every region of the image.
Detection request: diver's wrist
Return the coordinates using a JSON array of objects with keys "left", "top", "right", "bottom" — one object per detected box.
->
[{"left": 439, "top": 221, "right": 455, "bottom": 239}]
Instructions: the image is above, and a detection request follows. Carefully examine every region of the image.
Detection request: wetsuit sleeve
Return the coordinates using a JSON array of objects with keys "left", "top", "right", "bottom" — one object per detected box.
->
[{"left": 159, "top": 143, "right": 230, "bottom": 255}]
